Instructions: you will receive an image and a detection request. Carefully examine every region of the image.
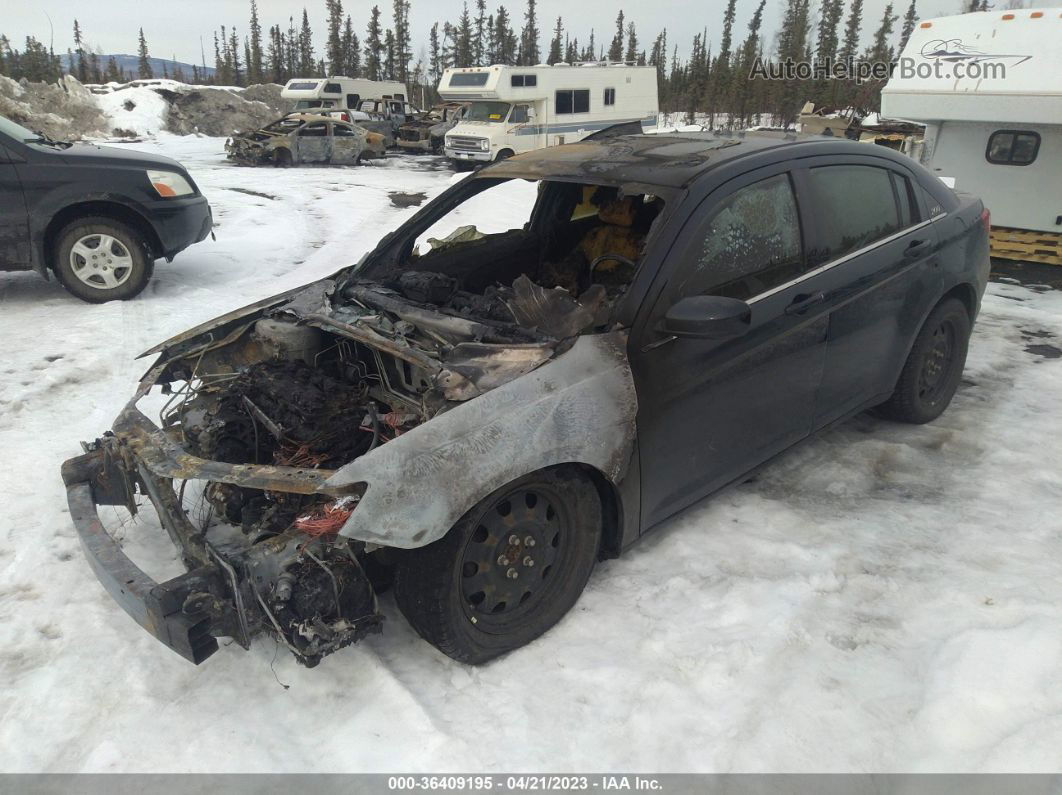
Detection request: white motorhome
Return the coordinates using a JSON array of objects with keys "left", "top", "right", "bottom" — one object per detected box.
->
[
  {"left": 881, "top": 9, "right": 1062, "bottom": 237},
  {"left": 281, "top": 76, "right": 409, "bottom": 112},
  {"left": 438, "top": 63, "right": 658, "bottom": 165}
]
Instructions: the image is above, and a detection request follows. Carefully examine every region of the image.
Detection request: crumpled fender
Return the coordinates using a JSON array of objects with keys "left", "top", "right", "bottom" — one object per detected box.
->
[{"left": 323, "top": 332, "right": 637, "bottom": 548}]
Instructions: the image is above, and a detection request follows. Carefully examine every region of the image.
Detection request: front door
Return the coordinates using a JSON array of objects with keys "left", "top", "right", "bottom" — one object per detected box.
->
[
  {"left": 294, "top": 122, "right": 332, "bottom": 163},
  {"left": 630, "top": 168, "right": 830, "bottom": 529},
  {"left": 330, "top": 123, "right": 362, "bottom": 164},
  {"left": 0, "top": 144, "right": 31, "bottom": 269}
]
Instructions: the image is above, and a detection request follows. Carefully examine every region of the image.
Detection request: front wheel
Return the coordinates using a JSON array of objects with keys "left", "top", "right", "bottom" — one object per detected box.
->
[
  {"left": 53, "top": 217, "right": 152, "bottom": 303},
  {"left": 394, "top": 468, "right": 602, "bottom": 664},
  {"left": 877, "top": 297, "right": 971, "bottom": 424}
]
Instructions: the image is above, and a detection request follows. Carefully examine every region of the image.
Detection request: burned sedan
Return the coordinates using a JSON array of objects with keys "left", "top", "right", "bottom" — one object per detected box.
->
[
  {"left": 63, "top": 132, "right": 989, "bottom": 668},
  {"left": 225, "top": 113, "right": 386, "bottom": 167}
]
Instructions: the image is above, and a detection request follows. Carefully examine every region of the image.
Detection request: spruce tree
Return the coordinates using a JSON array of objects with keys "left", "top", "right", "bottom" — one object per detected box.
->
[
  {"left": 547, "top": 17, "right": 564, "bottom": 65},
  {"left": 429, "top": 23, "right": 443, "bottom": 82},
  {"left": 137, "top": 28, "right": 153, "bottom": 79},
  {"left": 474, "top": 0, "right": 488, "bottom": 64},
  {"left": 298, "top": 9, "right": 315, "bottom": 75},
  {"left": 897, "top": 0, "right": 918, "bottom": 53},
  {"left": 393, "top": 0, "right": 412, "bottom": 82},
  {"left": 365, "top": 6, "right": 384, "bottom": 80},
  {"left": 326, "top": 0, "right": 344, "bottom": 74},
  {"left": 73, "top": 20, "right": 88, "bottom": 82},
  {"left": 249, "top": 0, "right": 264, "bottom": 82},
  {"left": 519, "top": 0, "right": 540, "bottom": 65},
  {"left": 608, "top": 11, "right": 625, "bottom": 61}
]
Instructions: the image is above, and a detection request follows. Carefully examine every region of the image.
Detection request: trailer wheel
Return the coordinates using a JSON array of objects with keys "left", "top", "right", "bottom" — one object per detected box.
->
[
  {"left": 394, "top": 467, "right": 601, "bottom": 664},
  {"left": 877, "top": 297, "right": 971, "bottom": 424}
]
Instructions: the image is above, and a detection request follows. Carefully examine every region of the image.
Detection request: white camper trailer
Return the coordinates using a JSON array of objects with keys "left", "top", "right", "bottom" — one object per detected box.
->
[
  {"left": 438, "top": 63, "right": 658, "bottom": 165},
  {"left": 281, "top": 76, "right": 409, "bottom": 112},
  {"left": 881, "top": 9, "right": 1062, "bottom": 251}
]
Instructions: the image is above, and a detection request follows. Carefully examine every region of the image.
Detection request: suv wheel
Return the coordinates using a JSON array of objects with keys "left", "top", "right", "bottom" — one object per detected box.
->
[
  {"left": 54, "top": 217, "right": 152, "bottom": 303},
  {"left": 877, "top": 297, "right": 971, "bottom": 424},
  {"left": 394, "top": 468, "right": 602, "bottom": 664}
]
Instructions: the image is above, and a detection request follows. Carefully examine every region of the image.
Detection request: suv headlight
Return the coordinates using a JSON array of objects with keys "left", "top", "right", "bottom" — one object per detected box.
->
[{"left": 147, "top": 170, "right": 195, "bottom": 198}]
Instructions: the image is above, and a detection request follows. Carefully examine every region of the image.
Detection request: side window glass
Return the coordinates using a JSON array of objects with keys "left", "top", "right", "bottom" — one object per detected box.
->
[
  {"left": 298, "top": 123, "right": 328, "bottom": 137},
  {"left": 333, "top": 124, "right": 357, "bottom": 137},
  {"left": 676, "top": 173, "right": 804, "bottom": 301},
  {"left": 891, "top": 172, "right": 916, "bottom": 225},
  {"left": 918, "top": 185, "right": 945, "bottom": 219},
  {"left": 509, "top": 105, "right": 529, "bottom": 124},
  {"left": 806, "top": 165, "right": 901, "bottom": 264}
]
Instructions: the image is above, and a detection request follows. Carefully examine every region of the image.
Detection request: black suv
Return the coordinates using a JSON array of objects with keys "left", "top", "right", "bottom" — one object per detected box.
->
[
  {"left": 0, "top": 115, "right": 212, "bottom": 302},
  {"left": 62, "top": 132, "right": 990, "bottom": 668}
]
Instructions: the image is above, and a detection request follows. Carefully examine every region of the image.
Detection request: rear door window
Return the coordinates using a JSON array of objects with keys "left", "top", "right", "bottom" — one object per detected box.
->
[{"left": 806, "top": 165, "right": 901, "bottom": 264}]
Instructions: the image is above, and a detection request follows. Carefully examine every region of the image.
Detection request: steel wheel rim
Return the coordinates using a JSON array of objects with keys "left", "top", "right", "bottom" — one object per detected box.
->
[
  {"left": 69, "top": 233, "right": 134, "bottom": 290},
  {"left": 918, "top": 319, "right": 956, "bottom": 402},
  {"left": 459, "top": 486, "right": 568, "bottom": 629}
]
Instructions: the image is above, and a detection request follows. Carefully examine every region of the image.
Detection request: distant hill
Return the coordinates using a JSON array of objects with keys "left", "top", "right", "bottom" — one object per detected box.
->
[{"left": 59, "top": 53, "right": 216, "bottom": 80}]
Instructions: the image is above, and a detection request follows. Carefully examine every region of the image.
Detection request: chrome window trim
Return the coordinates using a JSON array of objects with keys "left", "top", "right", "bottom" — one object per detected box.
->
[{"left": 746, "top": 216, "right": 941, "bottom": 305}]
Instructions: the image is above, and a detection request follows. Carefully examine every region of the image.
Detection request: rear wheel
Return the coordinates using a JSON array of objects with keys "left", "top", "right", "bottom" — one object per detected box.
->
[
  {"left": 877, "top": 297, "right": 971, "bottom": 424},
  {"left": 53, "top": 217, "right": 152, "bottom": 303},
  {"left": 394, "top": 467, "right": 602, "bottom": 664}
]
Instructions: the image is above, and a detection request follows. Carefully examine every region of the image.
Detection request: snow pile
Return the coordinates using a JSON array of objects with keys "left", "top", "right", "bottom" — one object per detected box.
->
[
  {"left": 159, "top": 83, "right": 286, "bottom": 137},
  {"left": 95, "top": 84, "right": 171, "bottom": 137},
  {"left": 0, "top": 74, "right": 107, "bottom": 140}
]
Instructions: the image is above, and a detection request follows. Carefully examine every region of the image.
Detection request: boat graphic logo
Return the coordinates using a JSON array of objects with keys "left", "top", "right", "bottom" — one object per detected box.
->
[{"left": 920, "top": 38, "right": 1032, "bottom": 67}]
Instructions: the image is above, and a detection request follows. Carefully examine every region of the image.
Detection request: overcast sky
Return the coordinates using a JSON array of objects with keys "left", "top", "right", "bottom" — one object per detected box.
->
[{"left": 6, "top": 0, "right": 960, "bottom": 68}]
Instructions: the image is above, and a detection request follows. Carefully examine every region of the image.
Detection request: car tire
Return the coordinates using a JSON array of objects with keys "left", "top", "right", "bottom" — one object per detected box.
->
[
  {"left": 495, "top": 149, "right": 515, "bottom": 162},
  {"left": 877, "top": 297, "right": 971, "bottom": 424},
  {"left": 393, "top": 467, "right": 602, "bottom": 664},
  {"left": 273, "top": 148, "right": 292, "bottom": 167},
  {"left": 53, "top": 217, "right": 153, "bottom": 303}
]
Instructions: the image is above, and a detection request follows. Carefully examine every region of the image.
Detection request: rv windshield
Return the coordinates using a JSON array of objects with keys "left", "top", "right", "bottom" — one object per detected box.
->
[{"left": 466, "top": 102, "right": 511, "bottom": 123}]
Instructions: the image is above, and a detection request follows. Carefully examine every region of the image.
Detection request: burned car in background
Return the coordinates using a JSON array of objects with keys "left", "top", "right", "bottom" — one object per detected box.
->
[
  {"left": 63, "top": 132, "right": 989, "bottom": 668},
  {"left": 397, "top": 102, "right": 470, "bottom": 154},
  {"left": 225, "top": 113, "right": 386, "bottom": 167}
]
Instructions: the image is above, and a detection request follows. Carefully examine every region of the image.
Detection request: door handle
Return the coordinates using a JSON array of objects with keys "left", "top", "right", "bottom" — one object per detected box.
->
[
  {"left": 904, "top": 239, "right": 931, "bottom": 259},
  {"left": 784, "top": 291, "right": 825, "bottom": 316}
]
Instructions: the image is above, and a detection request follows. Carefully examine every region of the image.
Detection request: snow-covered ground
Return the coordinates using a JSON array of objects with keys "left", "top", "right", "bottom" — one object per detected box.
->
[{"left": 1, "top": 136, "right": 1061, "bottom": 773}]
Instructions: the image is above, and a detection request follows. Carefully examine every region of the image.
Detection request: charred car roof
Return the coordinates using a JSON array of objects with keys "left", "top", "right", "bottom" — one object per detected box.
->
[{"left": 479, "top": 131, "right": 898, "bottom": 189}]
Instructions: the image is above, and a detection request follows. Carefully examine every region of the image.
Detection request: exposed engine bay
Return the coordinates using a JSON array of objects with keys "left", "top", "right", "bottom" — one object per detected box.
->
[{"left": 74, "top": 175, "right": 659, "bottom": 666}]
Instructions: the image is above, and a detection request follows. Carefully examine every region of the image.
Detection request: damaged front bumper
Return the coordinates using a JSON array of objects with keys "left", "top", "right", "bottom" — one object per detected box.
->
[{"left": 62, "top": 402, "right": 381, "bottom": 667}]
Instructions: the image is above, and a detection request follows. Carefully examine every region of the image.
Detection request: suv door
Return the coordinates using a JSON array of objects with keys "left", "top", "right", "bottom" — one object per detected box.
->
[
  {"left": 797, "top": 159, "right": 944, "bottom": 427},
  {"left": 0, "top": 141, "right": 31, "bottom": 269},
  {"left": 294, "top": 122, "right": 332, "bottom": 163},
  {"left": 630, "top": 167, "right": 830, "bottom": 529}
]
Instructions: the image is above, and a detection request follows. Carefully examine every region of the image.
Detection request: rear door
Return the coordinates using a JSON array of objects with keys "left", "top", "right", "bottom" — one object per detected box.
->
[
  {"left": 293, "top": 122, "right": 332, "bottom": 163},
  {"left": 797, "top": 158, "right": 944, "bottom": 427},
  {"left": 0, "top": 141, "right": 31, "bottom": 269},
  {"left": 630, "top": 166, "right": 831, "bottom": 529}
]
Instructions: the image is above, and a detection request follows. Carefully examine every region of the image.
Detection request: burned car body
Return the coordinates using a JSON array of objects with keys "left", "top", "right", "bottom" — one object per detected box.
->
[
  {"left": 63, "top": 132, "right": 990, "bottom": 668},
  {"left": 397, "top": 102, "right": 469, "bottom": 153},
  {"left": 225, "top": 113, "right": 386, "bottom": 167}
]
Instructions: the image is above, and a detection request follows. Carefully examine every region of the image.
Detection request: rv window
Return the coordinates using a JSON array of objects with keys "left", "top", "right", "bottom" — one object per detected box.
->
[
  {"left": 604, "top": 88, "right": 616, "bottom": 106},
  {"left": 346, "top": 94, "right": 360, "bottom": 108},
  {"left": 556, "top": 89, "right": 590, "bottom": 114},
  {"left": 288, "top": 81, "right": 319, "bottom": 91},
  {"left": 986, "top": 130, "right": 1040, "bottom": 166},
  {"left": 509, "top": 105, "right": 530, "bottom": 124},
  {"left": 450, "top": 72, "right": 490, "bottom": 87},
  {"left": 805, "top": 165, "right": 902, "bottom": 264},
  {"left": 511, "top": 74, "right": 538, "bottom": 87},
  {"left": 324, "top": 82, "right": 342, "bottom": 94}
]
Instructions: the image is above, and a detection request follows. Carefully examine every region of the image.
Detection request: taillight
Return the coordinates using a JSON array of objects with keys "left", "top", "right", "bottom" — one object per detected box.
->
[{"left": 980, "top": 207, "right": 991, "bottom": 233}]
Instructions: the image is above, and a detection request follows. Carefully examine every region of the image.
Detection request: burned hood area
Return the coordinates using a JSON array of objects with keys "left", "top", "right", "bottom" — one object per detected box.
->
[{"left": 70, "top": 170, "right": 659, "bottom": 667}]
